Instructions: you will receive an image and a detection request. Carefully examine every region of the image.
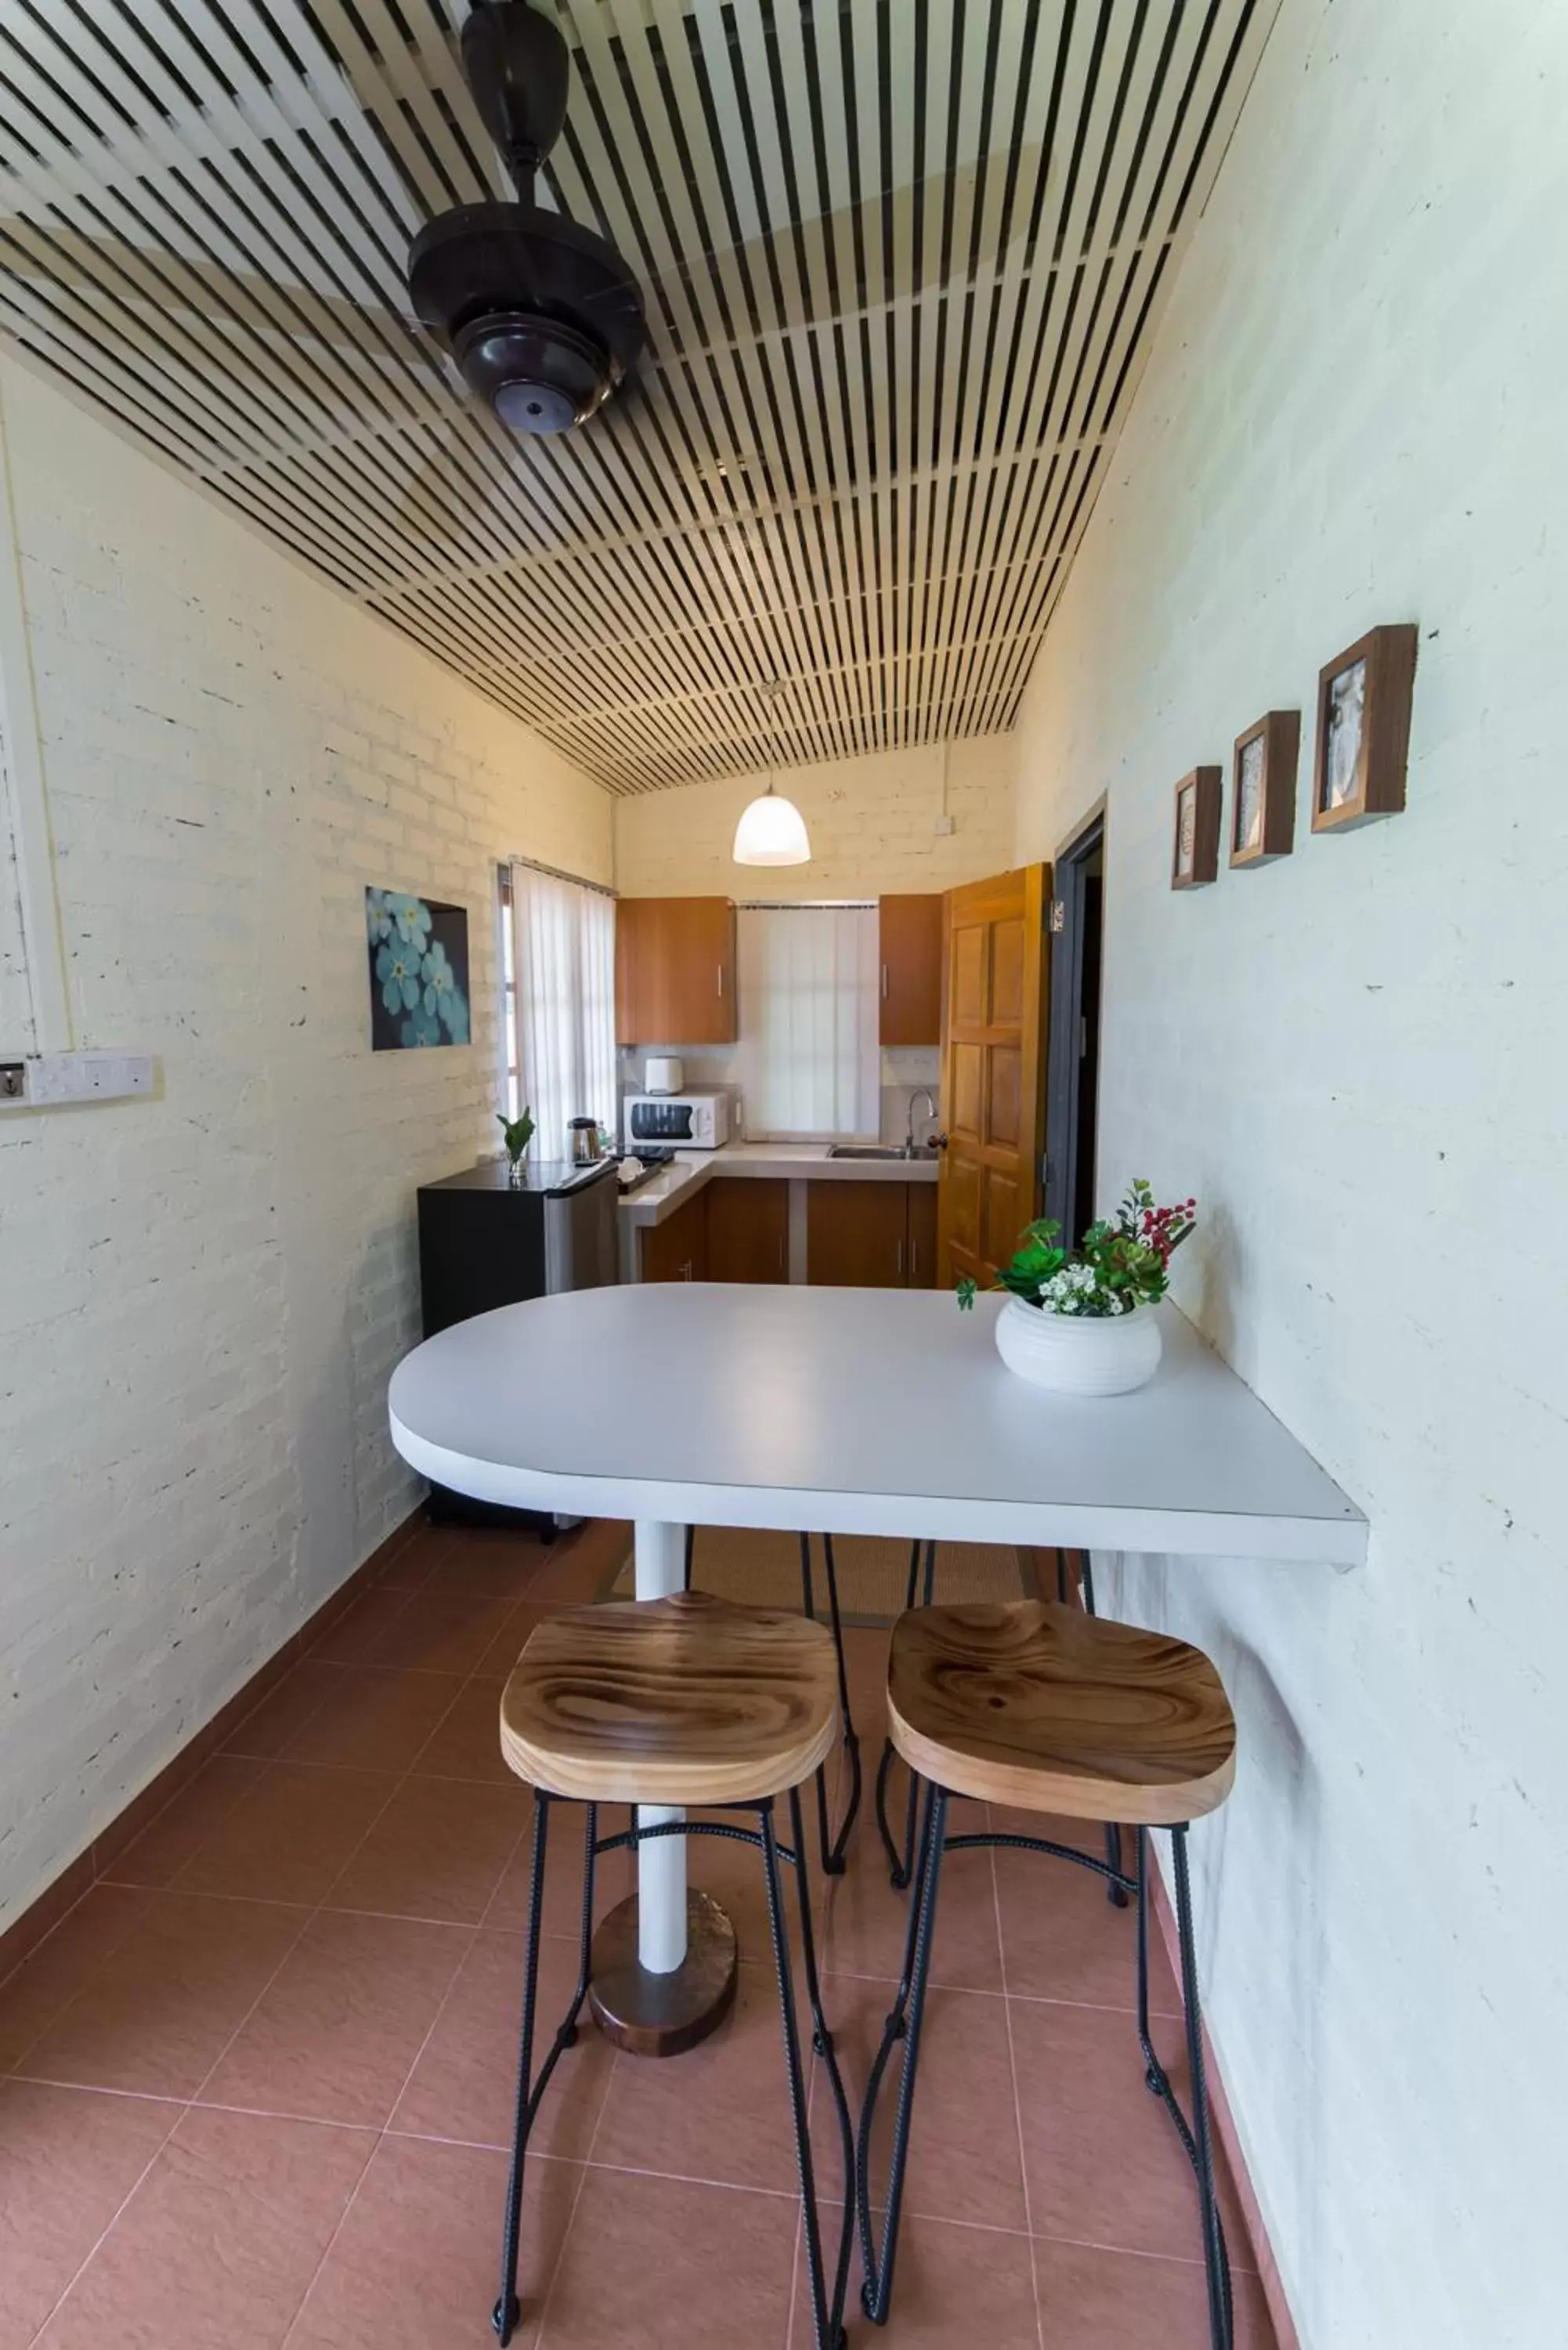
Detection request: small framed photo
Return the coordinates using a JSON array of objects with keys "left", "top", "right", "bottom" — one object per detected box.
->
[
  {"left": 1312, "top": 624, "right": 1418, "bottom": 831},
  {"left": 1230, "top": 710, "right": 1299, "bottom": 867},
  {"left": 1171, "top": 766, "right": 1221, "bottom": 889}
]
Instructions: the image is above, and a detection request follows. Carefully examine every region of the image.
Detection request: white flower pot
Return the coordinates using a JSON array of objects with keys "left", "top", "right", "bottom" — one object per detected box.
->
[{"left": 994, "top": 1295, "right": 1162, "bottom": 1396}]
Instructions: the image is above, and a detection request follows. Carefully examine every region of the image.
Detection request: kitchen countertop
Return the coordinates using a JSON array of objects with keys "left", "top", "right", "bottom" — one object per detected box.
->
[{"left": 619, "top": 1139, "right": 938, "bottom": 1229}]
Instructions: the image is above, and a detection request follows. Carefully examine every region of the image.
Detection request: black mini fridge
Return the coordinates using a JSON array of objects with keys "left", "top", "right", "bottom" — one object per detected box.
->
[{"left": 416, "top": 1157, "right": 620, "bottom": 1529}]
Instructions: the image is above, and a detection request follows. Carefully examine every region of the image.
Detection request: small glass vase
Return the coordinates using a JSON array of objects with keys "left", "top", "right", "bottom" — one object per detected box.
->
[{"left": 505, "top": 1152, "right": 528, "bottom": 1188}]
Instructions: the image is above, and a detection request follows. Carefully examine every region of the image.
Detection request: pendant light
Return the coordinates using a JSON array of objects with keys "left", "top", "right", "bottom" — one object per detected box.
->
[{"left": 733, "top": 679, "right": 810, "bottom": 866}]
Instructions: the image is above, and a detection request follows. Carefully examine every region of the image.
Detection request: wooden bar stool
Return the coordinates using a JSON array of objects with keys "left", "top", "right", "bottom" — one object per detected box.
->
[
  {"left": 682, "top": 1523, "right": 864, "bottom": 1875},
  {"left": 856, "top": 1600, "right": 1238, "bottom": 2350},
  {"left": 493, "top": 1592, "right": 856, "bottom": 2350}
]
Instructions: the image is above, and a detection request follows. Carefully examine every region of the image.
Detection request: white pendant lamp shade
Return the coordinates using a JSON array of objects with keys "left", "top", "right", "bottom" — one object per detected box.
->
[{"left": 732, "top": 786, "right": 811, "bottom": 866}]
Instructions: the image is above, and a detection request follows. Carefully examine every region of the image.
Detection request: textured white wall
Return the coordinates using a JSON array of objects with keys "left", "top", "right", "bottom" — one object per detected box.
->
[
  {"left": 1010, "top": 4, "right": 1567, "bottom": 2345},
  {"left": 0, "top": 355, "right": 612, "bottom": 1932},
  {"left": 612, "top": 736, "right": 1017, "bottom": 898}
]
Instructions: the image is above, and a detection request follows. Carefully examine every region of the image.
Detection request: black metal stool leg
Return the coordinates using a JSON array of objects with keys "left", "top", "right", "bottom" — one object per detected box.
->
[
  {"left": 494, "top": 1801, "right": 598, "bottom": 2345},
  {"left": 875, "top": 1542, "right": 935, "bottom": 1889},
  {"left": 792, "top": 1778, "right": 856, "bottom": 2329},
  {"left": 493, "top": 1793, "right": 551, "bottom": 2345},
  {"left": 759, "top": 1796, "right": 850, "bottom": 2350},
  {"left": 1134, "top": 1827, "right": 1233, "bottom": 2350},
  {"left": 683, "top": 1524, "right": 695, "bottom": 1591},
  {"left": 1075, "top": 1555, "right": 1129, "bottom": 1907},
  {"left": 813, "top": 1535, "right": 862, "bottom": 1873},
  {"left": 857, "top": 1777, "right": 948, "bottom": 2324}
]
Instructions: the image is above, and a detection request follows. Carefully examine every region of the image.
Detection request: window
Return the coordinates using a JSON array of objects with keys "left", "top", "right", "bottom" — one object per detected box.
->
[
  {"left": 735, "top": 903, "right": 879, "bottom": 1140},
  {"left": 503, "top": 861, "right": 616, "bottom": 1162}
]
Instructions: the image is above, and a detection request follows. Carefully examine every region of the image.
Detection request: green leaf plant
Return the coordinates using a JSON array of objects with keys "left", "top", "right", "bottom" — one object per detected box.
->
[
  {"left": 956, "top": 1178, "right": 1196, "bottom": 1318},
  {"left": 497, "top": 1107, "right": 536, "bottom": 1165}
]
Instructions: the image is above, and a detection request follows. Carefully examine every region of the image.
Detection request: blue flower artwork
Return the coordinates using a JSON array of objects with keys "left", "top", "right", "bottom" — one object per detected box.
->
[{"left": 366, "top": 888, "right": 471, "bottom": 1051}]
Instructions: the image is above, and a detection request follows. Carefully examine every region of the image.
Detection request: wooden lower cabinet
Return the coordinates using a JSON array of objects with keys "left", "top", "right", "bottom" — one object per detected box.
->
[
  {"left": 906, "top": 1183, "right": 939, "bottom": 1289},
  {"left": 705, "top": 1177, "right": 789, "bottom": 1283},
  {"left": 806, "top": 1181, "right": 910, "bottom": 1287},
  {"left": 638, "top": 1189, "right": 707, "bottom": 1282}
]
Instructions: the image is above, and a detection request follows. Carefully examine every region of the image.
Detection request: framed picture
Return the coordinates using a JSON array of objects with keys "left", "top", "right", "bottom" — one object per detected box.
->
[
  {"left": 367, "top": 888, "right": 471, "bottom": 1050},
  {"left": 1230, "top": 710, "right": 1299, "bottom": 867},
  {"left": 1311, "top": 624, "right": 1418, "bottom": 831},
  {"left": 1170, "top": 766, "right": 1221, "bottom": 889}
]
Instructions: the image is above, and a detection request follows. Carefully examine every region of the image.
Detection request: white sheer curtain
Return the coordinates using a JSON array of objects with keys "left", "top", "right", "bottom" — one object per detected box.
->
[
  {"left": 735, "top": 904, "right": 879, "bottom": 1139},
  {"left": 508, "top": 862, "right": 617, "bottom": 1165}
]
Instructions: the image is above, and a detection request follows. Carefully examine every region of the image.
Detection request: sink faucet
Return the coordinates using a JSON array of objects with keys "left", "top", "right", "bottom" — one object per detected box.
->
[{"left": 905, "top": 1087, "right": 939, "bottom": 1152}]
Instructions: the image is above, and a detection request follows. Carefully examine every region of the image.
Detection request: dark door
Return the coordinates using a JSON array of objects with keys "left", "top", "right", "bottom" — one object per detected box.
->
[{"left": 1043, "top": 818, "right": 1105, "bottom": 1246}]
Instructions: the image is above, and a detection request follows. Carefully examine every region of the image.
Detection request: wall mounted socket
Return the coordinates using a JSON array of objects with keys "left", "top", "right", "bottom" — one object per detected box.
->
[
  {"left": 0, "top": 1051, "right": 157, "bottom": 1108},
  {"left": 932, "top": 811, "right": 956, "bottom": 836}
]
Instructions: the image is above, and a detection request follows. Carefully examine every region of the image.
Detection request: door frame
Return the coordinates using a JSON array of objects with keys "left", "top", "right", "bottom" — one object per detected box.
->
[{"left": 1042, "top": 801, "right": 1106, "bottom": 1245}]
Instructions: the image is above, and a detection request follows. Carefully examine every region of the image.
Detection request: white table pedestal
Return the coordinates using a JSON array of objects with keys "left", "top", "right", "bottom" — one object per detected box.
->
[{"left": 583, "top": 1518, "right": 739, "bottom": 2056}]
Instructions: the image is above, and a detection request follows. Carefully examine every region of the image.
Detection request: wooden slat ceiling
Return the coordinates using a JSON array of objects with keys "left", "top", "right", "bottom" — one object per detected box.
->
[{"left": 0, "top": 1, "right": 1276, "bottom": 794}]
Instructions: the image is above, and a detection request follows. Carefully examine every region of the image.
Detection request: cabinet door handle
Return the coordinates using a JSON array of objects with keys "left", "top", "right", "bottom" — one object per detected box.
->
[
  {"left": 909, "top": 1238, "right": 918, "bottom": 1282},
  {"left": 716, "top": 964, "right": 724, "bottom": 997},
  {"left": 681, "top": 1260, "right": 692, "bottom": 1280},
  {"left": 897, "top": 1236, "right": 905, "bottom": 1278},
  {"left": 881, "top": 963, "right": 889, "bottom": 1000}
]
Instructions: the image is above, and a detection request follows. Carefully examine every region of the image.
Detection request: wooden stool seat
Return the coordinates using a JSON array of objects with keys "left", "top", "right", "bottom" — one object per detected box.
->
[
  {"left": 500, "top": 1590, "right": 839, "bottom": 1806},
  {"left": 887, "top": 1599, "right": 1236, "bottom": 1825}
]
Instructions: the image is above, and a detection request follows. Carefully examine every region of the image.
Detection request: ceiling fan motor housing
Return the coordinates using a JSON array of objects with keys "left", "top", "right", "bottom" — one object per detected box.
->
[
  {"left": 409, "top": 204, "right": 645, "bottom": 435},
  {"left": 406, "top": 5, "right": 645, "bottom": 435}
]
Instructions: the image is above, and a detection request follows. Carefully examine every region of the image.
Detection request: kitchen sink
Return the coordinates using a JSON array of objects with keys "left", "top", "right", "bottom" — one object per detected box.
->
[{"left": 827, "top": 1143, "right": 939, "bottom": 1161}]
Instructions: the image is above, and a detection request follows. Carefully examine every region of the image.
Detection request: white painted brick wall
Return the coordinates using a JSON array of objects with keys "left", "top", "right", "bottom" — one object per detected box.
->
[
  {"left": 0, "top": 354, "right": 612, "bottom": 1933},
  {"left": 612, "top": 736, "right": 1017, "bottom": 898},
  {"left": 1010, "top": 4, "right": 1568, "bottom": 2343}
]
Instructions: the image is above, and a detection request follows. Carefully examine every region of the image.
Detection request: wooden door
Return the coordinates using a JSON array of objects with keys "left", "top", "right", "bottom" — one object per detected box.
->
[
  {"left": 806, "top": 1181, "right": 909, "bottom": 1286},
  {"left": 706, "top": 1177, "right": 789, "bottom": 1282},
  {"left": 938, "top": 865, "right": 1050, "bottom": 1289},
  {"left": 905, "top": 1184, "right": 938, "bottom": 1289},
  {"left": 638, "top": 1190, "right": 708, "bottom": 1282},
  {"left": 616, "top": 898, "right": 736, "bottom": 1045},
  {"left": 879, "top": 895, "right": 943, "bottom": 1046}
]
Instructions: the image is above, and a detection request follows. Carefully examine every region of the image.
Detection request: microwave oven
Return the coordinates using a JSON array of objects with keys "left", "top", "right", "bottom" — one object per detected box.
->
[{"left": 623, "top": 1090, "right": 732, "bottom": 1150}]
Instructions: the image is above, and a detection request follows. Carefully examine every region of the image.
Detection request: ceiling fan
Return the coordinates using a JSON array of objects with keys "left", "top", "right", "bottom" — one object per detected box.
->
[{"left": 405, "top": 0, "right": 645, "bottom": 436}]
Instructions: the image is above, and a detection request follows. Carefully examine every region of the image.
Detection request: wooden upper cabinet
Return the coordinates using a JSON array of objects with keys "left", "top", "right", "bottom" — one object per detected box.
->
[
  {"left": 706, "top": 1178, "right": 789, "bottom": 1283},
  {"left": 879, "top": 895, "right": 944, "bottom": 1047},
  {"left": 616, "top": 897, "right": 737, "bottom": 1045}
]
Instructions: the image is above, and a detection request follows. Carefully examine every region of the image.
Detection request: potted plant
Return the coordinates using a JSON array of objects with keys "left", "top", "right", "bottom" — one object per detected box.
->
[
  {"left": 958, "top": 1179, "right": 1196, "bottom": 1395},
  {"left": 497, "top": 1107, "right": 536, "bottom": 1186}
]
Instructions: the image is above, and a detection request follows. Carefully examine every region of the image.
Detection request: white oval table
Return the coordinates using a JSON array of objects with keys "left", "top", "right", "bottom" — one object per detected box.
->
[{"left": 389, "top": 1284, "right": 1364, "bottom": 2047}]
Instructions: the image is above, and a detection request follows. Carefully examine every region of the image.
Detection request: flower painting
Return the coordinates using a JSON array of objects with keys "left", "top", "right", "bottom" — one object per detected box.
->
[{"left": 366, "top": 888, "right": 471, "bottom": 1050}]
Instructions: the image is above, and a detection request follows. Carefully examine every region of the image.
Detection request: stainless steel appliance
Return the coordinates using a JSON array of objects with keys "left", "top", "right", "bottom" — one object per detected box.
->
[
  {"left": 568, "top": 1115, "right": 603, "bottom": 1166},
  {"left": 623, "top": 1088, "right": 732, "bottom": 1149}
]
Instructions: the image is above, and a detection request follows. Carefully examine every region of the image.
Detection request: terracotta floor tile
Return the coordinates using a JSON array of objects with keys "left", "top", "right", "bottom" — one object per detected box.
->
[
  {"left": 539, "top": 2167, "right": 798, "bottom": 2350},
  {"left": 373, "top": 1523, "right": 461, "bottom": 1591},
  {"left": 223, "top": 1663, "right": 344, "bottom": 1760},
  {"left": 0, "top": 1883, "right": 153, "bottom": 2070},
  {"left": 475, "top": 1603, "right": 551, "bottom": 1679},
  {"left": 1031, "top": 2232, "right": 1276, "bottom": 2349},
  {"left": 591, "top": 1958, "right": 812, "bottom": 2195},
  {"left": 411, "top": 1676, "right": 518, "bottom": 1784},
  {"left": 824, "top": 1972, "right": 1028, "bottom": 2233},
  {"left": 995, "top": 1836, "right": 1181, "bottom": 2016},
  {"left": 822, "top": 1810, "right": 1002, "bottom": 1991},
  {"left": 309, "top": 1586, "right": 419, "bottom": 1666},
  {"left": 35, "top": 2106, "right": 374, "bottom": 2350},
  {"left": 363, "top": 1587, "right": 526, "bottom": 1677},
  {"left": 791, "top": 2212, "right": 1040, "bottom": 2350},
  {"left": 199, "top": 1910, "right": 474, "bottom": 2126},
  {"left": 391, "top": 1929, "right": 613, "bottom": 2162},
  {"left": 19, "top": 1892, "right": 309, "bottom": 2098},
  {"left": 327, "top": 1774, "right": 530, "bottom": 1924},
  {"left": 1009, "top": 1997, "right": 1254, "bottom": 2269},
  {"left": 0, "top": 2081, "right": 178, "bottom": 2350},
  {"left": 427, "top": 1531, "right": 555, "bottom": 1600},
  {"left": 284, "top": 1668, "right": 463, "bottom": 1773},
  {"left": 176, "top": 1764, "right": 398, "bottom": 1907},
  {"left": 285, "top": 2133, "right": 578, "bottom": 2350},
  {"left": 103, "top": 1754, "right": 266, "bottom": 1888},
  {"left": 484, "top": 1798, "right": 632, "bottom": 1941}
]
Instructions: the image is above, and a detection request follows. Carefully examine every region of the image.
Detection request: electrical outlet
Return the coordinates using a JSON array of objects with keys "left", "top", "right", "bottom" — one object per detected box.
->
[
  {"left": 0, "top": 1063, "right": 23, "bottom": 1101},
  {"left": 932, "top": 812, "right": 956, "bottom": 836},
  {"left": 1, "top": 1052, "right": 157, "bottom": 1108}
]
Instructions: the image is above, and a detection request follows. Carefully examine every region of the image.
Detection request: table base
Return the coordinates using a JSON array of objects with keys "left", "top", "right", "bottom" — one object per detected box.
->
[{"left": 588, "top": 1889, "right": 738, "bottom": 2057}]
